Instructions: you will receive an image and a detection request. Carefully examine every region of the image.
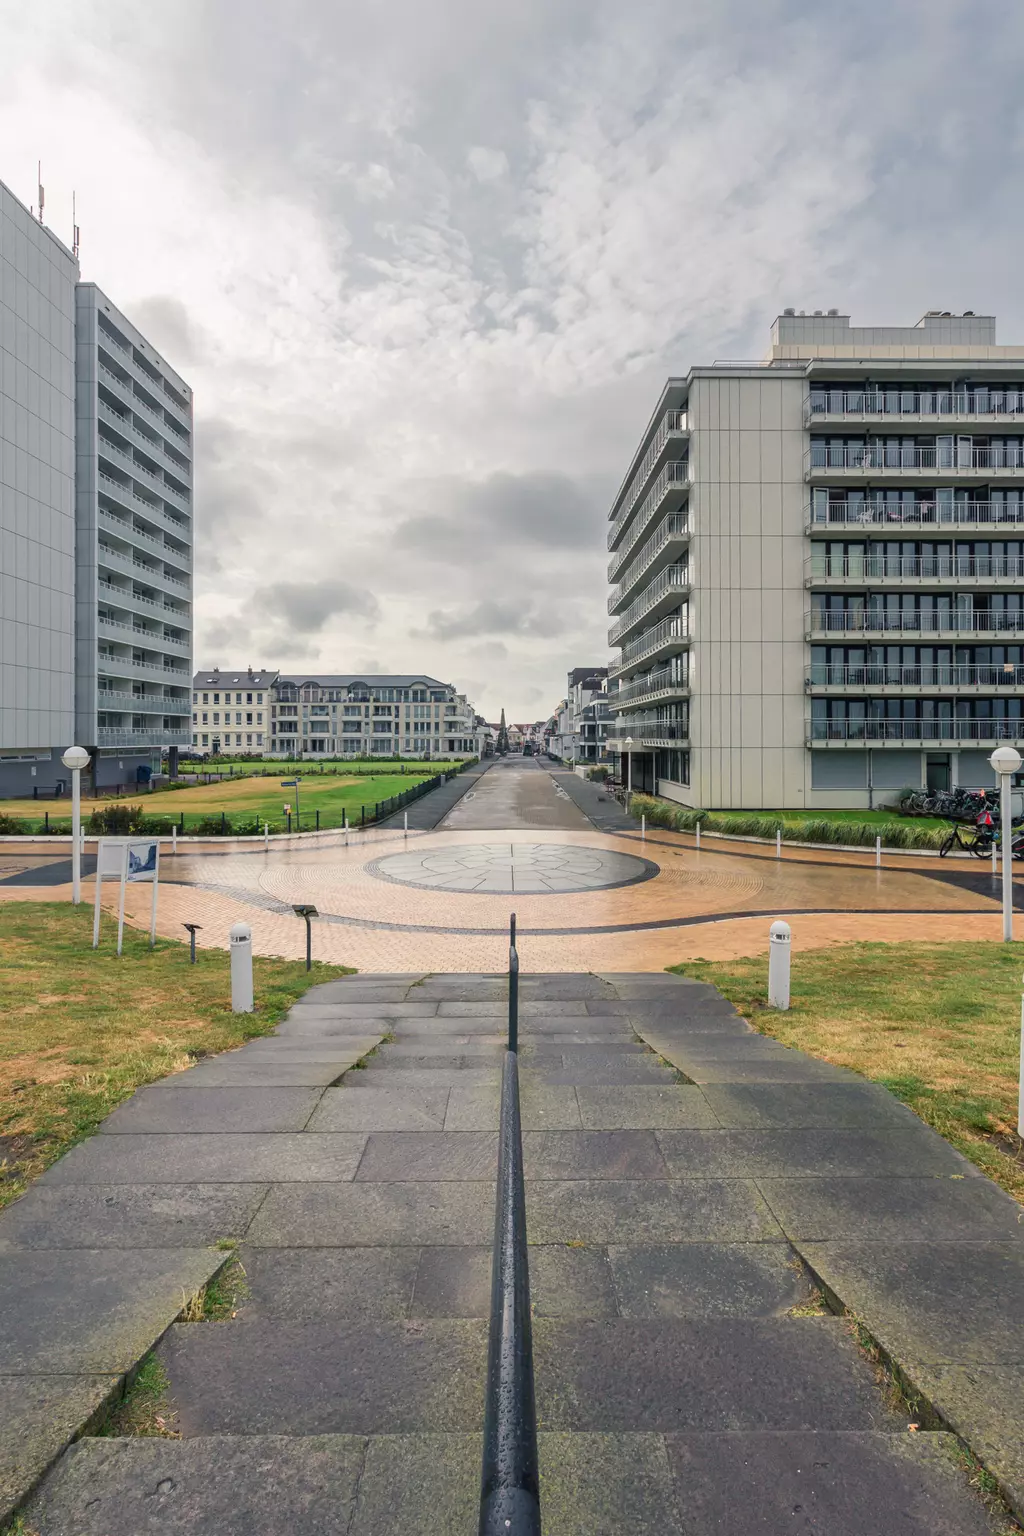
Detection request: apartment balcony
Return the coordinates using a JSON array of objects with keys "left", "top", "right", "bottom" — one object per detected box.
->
[
  {"left": 608, "top": 564, "right": 691, "bottom": 647},
  {"left": 97, "top": 580, "right": 190, "bottom": 622},
  {"left": 807, "top": 664, "right": 1024, "bottom": 695},
  {"left": 807, "top": 389, "right": 1024, "bottom": 427},
  {"left": 98, "top": 507, "right": 191, "bottom": 571},
  {"left": 805, "top": 444, "right": 1024, "bottom": 482},
  {"left": 97, "top": 615, "right": 191, "bottom": 655},
  {"left": 807, "top": 610, "right": 1024, "bottom": 641},
  {"left": 98, "top": 544, "right": 191, "bottom": 595},
  {"left": 95, "top": 727, "right": 192, "bottom": 748},
  {"left": 608, "top": 458, "right": 690, "bottom": 558},
  {"left": 809, "top": 719, "right": 1024, "bottom": 747},
  {"left": 607, "top": 726, "right": 689, "bottom": 751},
  {"left": 98, "top": 649, "right": 190, "bottom": 680},
  {"left": 609, "top": 614, "right": 691, "bottom": 677},
  {"left": 607, "top": 411, "right": 688, "bottom": 553},
  {"left": 611, "top": 665, "right": 690, "bottom": 709},
  {"left": 608, "top": 514, "right": 690, "bottom": 613},
  {"left": 97, "top": 689, "right": 192, "bottom": 712},
  {"left": 805, "top": 555, "right": 1024, "bottom": 588},
  {"left": 97, "top": 396, "right": 192, "bottom": 475},
  {"left": 806, "top": 499, "right": 1024, "bottom": 533}
]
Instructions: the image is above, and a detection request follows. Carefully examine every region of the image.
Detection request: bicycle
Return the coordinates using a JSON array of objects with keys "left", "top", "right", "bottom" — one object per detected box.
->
[{"left": 939, "top": 823, "right": 996, "bottom": 858}]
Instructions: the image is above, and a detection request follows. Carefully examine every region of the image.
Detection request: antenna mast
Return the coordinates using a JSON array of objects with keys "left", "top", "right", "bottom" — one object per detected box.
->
[
  {"left": 72, "top": 191, "right": 80, "bottom": 260},
  {"left": 37, "top": 161, "right": 44, "bottom": 225}
]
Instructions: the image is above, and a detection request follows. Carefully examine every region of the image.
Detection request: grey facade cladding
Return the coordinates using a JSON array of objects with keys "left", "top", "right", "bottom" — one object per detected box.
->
[
  {"left": 606, "top": 311, "right": 1024, "bottom": 810},
  {"left": 0, "top": 179, "right": 77, "bottom": 781}
]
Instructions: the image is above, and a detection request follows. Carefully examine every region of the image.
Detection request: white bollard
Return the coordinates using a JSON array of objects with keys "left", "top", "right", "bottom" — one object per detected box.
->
[
  {"left": 768, "top": 920, "right": 791, "bottom": 1010},
  {"left": 172, "top": 825, "right": 177, "bottom": 854},
  {"left": 404, "top": 810, "right": 408, "bottom": 835},
  {"left": 776, "top": 829, "right": 782, "bottom": 860},
  {"left": 695, "top": 821, "right": 701, "bottom": 850},
  {"left": 876, "top": 835, "right": 882, "bottom": 868},
  {"left": 264, "top": 821, "right": 269, "bottom": 849},
  {"left": 230, "top": 922, "right": 254, "bottom": 1013},
  {"left": 993, "top": 835, "right": 999, "bottom": 876},
  {"left": 641, "top": 814, "right": 646, "bottom": 841}
]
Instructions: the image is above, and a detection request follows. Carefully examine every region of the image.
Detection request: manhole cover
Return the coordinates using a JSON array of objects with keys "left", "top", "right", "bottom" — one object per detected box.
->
[{"left": 367, "top": 842, "right": 659, "bottom": 894}]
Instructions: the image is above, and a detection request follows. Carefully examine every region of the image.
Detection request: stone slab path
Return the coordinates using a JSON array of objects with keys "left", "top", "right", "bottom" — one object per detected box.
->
[{"left": 6, "top": 973, "right": 1023, "bottom": 1533}]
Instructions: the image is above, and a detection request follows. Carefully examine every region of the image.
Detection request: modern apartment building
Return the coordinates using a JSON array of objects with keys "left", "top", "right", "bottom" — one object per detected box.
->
[
  {"left": 192, "top": 667, "right": 276, "bottom": 753},
  {"left": 0, "top": 179, "right": 77, "bottom": 795},
  {"left": 606, "top": 310, "right": 1024, "bottom": 809},
  {"left": 270, "top": 675, "right": 483, "bottom": 759},
  {"left": 0, "top": 177, "right": 194, "bottom": 795},
  {"left": 76, "top": 285, "right": 193, "bottom": 785},
  {"left": 546, "top": 668, "right": 612, "bottom": 765}
]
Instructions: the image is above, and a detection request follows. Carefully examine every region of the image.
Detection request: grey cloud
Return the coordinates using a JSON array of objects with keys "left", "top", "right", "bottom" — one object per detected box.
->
[
  {"left": 127, "top": 295, "right": 205, "bottom": 367},
  {"left": 253, "top": 578, "right": 381, "bottom": 635},
  {"left": 421, "top": 599, "right": 564, "bottom": 643},
  {"left": 395, "top": 472, "right": 600, "bottom": 560}
]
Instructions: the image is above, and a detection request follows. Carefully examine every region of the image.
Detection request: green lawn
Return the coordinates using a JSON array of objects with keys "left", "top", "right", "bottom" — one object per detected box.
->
[
  {"left": 672, "top": 942, "right": 1024, "bottom": 1202},
  {"left": 0, "top": 903, "right": 354, "bottom": 1209}
]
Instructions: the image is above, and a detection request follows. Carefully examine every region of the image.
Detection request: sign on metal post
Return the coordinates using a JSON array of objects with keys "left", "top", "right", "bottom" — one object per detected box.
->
[{"left": 93, "top": 837, "right": 160, "bottom": 955}]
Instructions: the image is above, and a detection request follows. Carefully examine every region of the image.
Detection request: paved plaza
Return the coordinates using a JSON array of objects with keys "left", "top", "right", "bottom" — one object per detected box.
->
[
  {"left": 5, "top": 970, "right": 1019, "bottom": 1533},
  {"left": 0, "top": 758, "right": 1018, "bottom": 969}
]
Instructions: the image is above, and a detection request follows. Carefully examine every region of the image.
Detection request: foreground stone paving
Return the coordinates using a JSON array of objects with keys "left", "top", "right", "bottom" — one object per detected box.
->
[{"left": 6, "top": 972, "right": 1018, "bottom": 1533}]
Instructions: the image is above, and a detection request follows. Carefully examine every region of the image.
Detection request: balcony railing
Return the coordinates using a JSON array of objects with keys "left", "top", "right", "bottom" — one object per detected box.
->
[
  {"left": 807, "top": 444, "right": 1024, "bottom": 473},
  {"left": 808, "top": 664, "right": 1024, "bottom": 690},
  {"left": 608, "top": 459, "right": 689, "bottom": 555},
  {"left": 810, "top": 718, "right": 1024, "bottom": 744},
  {"left": 809, "top": 610, "right": 1024, "bottom": 636},
  {"left": 611, "top": 614, "right": 691, "bottom": 674},
  {"left": 98, "top": 580, "right": 191, "bottom": 618},
  {"left": 607, "top": 411, "right": 687, "bottom": 547},
  {"left": 608, "top": 564, "right": 690, "bottom": 646},
  {"left": 97, "top": 507, "right": 192, "bottom": 568},
  {"left": 608, "top": 514, "right": 689, "bottom": 612},
  {"left": 809, "top": 499, "right": 1024, "bottom": 529},
  {"left": 97, "top": 689, "right": 192, "bottom": 711},
  {"left": 95, "top": 727, "right": 191, "bottom": 747},
  {"left": 809, "top": 390, "right": 1024, "bottom": 420},
  {"left": 806, "top": 555, "right": 1024, "bottom": 582},
  {"left": 612, "top": 664, "right": 690, "bottom": 706}
]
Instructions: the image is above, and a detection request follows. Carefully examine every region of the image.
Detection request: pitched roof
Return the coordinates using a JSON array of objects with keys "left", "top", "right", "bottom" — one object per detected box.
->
[{"left": 193, "top": 668, "right": 279, "bottom": 687}]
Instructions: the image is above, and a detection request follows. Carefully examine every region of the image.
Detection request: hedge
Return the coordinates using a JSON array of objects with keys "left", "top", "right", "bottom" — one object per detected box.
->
[{"left": 628, "top": 794, "right": 950, "bottom": 851}]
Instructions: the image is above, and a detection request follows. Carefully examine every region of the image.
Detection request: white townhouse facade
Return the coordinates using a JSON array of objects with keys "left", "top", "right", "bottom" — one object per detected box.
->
[
  {"left": 269, "top": 675, "right": 484, "bottom": 759},
  {"left": 606, "top": 310, "right": 1024, "bottom": 809},
  {"left": 192, "top": 667, "right": 276, "bottom": 754}
]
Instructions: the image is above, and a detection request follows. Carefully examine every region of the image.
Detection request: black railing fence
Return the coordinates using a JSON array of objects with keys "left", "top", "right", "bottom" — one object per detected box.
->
[{"left": 478, "top": 916, "right": 540, "bottom": 1535}]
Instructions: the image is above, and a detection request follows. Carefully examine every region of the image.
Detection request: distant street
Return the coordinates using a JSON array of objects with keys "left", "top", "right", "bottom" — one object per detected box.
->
[{"left": 440, "top": 756, "right": 592, "bottom": 830}]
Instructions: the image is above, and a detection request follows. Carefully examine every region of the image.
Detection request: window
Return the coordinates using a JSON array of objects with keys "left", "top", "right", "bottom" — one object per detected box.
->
[
  {"left": 246, "top": 712, "right": 253, "bottom": 725},
  {"left": 256, "top": 733, "right": 263, "bottom": 745},
  {"left": 246, "top": 733, "right": 252, "bottom": 744},
  {"left": 192, "top": 733, "right": 197, "bottom": 745},
  {"left": 236, "top": 692, "right": 243, "bottom": 704},
  {"left": 202, "top": 712, "right": 208, "bottom": 723},
  {"left": 257, "top": 693, "right": 263, "bottom": 704},
  {"left": 202, "top": 692, "right": 208, "bottom": 703},
  {"left": 192, "top": 692, "right": 198, "bottom": 704},
  {"left": 192, "top": 712, "right": 197, "bottom": 724},
  {"left": 247, "top": 693, "right": 253, "bottom": 704},
  {"left": 235, "top": 733, "right": 242, "bottom": 744},
  {"left": 213, "top": 712, "right": 220, "bottom": 724},
  {"left": 343, "top": 705, "right": 362, "bottom": 717},
  {"left": 213, "top": 693, "right": 220, "bottom": 704},
  {"left": 202, "top": 733, "right": 209, "bottom": 745},
  {"left": 257, "top": 712, "right": 263, "bottom": 723}
]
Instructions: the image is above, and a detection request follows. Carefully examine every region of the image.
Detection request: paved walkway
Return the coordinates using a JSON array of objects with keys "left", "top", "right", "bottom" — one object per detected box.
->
[
  {"left": 7, "top": 972, "right": 1021, "bottom": 1532},
  {"left": 377, "top": 759, "right": 491, "bottom": 829}
]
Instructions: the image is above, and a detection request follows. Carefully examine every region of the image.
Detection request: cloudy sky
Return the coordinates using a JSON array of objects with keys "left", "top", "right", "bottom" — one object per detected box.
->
[{"left": 3, "top": 0, "right": 1023, "bottom": 719}]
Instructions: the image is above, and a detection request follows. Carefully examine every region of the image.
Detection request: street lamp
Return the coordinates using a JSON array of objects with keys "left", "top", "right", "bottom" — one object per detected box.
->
[
  {"left": 624, "top": 736, "right": 634, "bottom": 798},
  {"left": 989, "top": 745, "right": 1022, "bottom": 941},
  {"left": 182, "top": 921, "right": 202, "bottom": 964},
  {"left": 292, "top": 903, "right": 319, "bottom": 970},
  {"left": 61, "top": 746, "right": 90, "bottom": 906}
]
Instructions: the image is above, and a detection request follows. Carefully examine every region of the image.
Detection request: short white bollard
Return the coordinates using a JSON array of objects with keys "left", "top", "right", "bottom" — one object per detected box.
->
[
  {"left": 776, "top": 829, "right": 782, "bottom": 860},
  {"left": 641, "top": 814, "right": 646, "bottom": 841},
  {"left": 768, "top": 919, "right": 791, "bottom": 1011},
  {"left": 876, "top": 835, "right": 882, "bottom": 868},
  {"left": 171, "top": 825, "right": 177, "bottom": 854},
  {"left": 404, "top": 810, "right": 408, "bottom": 835},
  {"left": 993, "top": 835, "right": 999, "bottom": 876},
  {"left": 695, "top": 821, "right": 701, "bottom": 850},
  {"left": 264, "top": 821, "right": 270, "bottom": 849},
  {"left": 230, "top": 922, "right": 254, "bottom": 1013}
]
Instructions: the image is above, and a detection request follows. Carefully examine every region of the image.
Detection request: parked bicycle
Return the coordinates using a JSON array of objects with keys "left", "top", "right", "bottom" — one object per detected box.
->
[{"left": 940, "top": 820, "right": 1024, "bottom": 858}]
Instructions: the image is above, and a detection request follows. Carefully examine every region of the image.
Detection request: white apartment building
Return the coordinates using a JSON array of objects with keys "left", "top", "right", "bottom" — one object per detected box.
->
[
  {"left": 607, "top": 310, "right": 1024, "bottom": 810},
  {"left": 271, "top": 675, "right": 482, "bottom": 758},
  {"left": 0, "top": 179, "right": 77, "bottom": 795},
  {"left": 77, "top": 286, "right": 193, "bottom": 785},
  {"left": 192, "top": 667, "right": 275, "bottom": 753},
  {"left": 546, "top": 668, "right": 611, "bottom": 765}
]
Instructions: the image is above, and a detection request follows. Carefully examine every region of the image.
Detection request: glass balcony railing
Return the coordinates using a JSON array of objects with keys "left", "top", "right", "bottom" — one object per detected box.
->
[
  {"left": 809, "top": 499, "right": 1024, "bottom": 528},
  {"left": 608, "top": 459, "right": 690, "bottom": 556},
  {"left": 809, "top": 389, "right": 1024, "bottom": 420},
  {"left": 607, "top": 411, "right": 687, "bottom": 548},
  {"left": 808, "top": 664, "right": 1024, "bottom": 689},
  {"left": 809, "top": 610, "right": 1024, "bottom": 636},
  {"left": 608, "top": 514, "right": 689, "bottom": 612},
  {"left": 611, "top": 614, "right": 691, "bottom": 673},
  {"left": 810, "top": 718, "right": 1024, "bottom": 743},
  {"left": 608, "top": 564, "right": 690, "bottom": 646},
  {"left": 611, "top": 664, "right": 690, "bottom": 705},
  {"left": 807, "top": 555, "right": 1024, "bottom": 581},
  {"left": 808, "top": 444, "right": 1024, "bottom": 472}
]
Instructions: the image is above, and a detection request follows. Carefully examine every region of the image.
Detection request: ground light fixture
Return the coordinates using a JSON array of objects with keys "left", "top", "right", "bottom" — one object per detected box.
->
[
  {"left": 989, "top": 745, "right": 1023, "bottom": 942},
  {"left": 61, "top": 745, "right": 90, "bottom": 906},
  {"left": 182, "top": 922, "right": 202, "bottom": 963},
  {"left": 292, "top": 904, "right": 319, "bottom": 970},
  {"left": 624, "top": 736, "right": 634, "bottom": 796}
]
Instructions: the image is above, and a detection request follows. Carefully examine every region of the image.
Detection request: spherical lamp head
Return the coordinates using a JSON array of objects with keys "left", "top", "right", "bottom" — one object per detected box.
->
[
  {"left": 989, "top": 745, "right": 1022, "bottom": 777},
  {"left": 61, "top": 745, "right": 89, "bottom": 772}
]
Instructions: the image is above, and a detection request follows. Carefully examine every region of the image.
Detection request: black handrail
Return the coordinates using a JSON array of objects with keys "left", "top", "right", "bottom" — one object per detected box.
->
[
  {"left": 508, "top": 910, "right": 519, "bottom": 1053},
  {"left": 478, "top": 922, "right": 540, "bottom": 1536}
]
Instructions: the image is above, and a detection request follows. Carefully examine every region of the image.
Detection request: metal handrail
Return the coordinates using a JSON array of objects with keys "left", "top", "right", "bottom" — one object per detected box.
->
[
  {"left": 478, "top": 916, "right": 539, "bottom": 1536},
  {"left": 508, "top": 912, "right": 519, "bottom": 1053}
]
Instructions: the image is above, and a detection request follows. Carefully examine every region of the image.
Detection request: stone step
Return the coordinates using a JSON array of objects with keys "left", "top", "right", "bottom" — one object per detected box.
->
[{"left": 25, "top": 1428, "right": 997, "bottom": 1536}]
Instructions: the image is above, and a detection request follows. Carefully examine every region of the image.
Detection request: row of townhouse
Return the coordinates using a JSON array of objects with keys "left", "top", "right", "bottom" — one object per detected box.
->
[
  {"left": 1, "top": 177, "right": 194, "bottom": 797},
  {"left": 604, "top": 308, "right": 1024, "bottom": 808},
  {"left": 191, "top": 668, "right": 486, "bottom": 759}
]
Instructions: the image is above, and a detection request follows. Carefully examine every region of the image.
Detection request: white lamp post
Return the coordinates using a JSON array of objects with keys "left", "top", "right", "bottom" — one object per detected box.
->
[
  {"left": 61, "top": 746, "right": 90, "bottom": 906},
  {"left": 624, "top": 736, "right": 634, "bottom": 797},
  {"left": 989, "top": 745, "right": 1022, "bottom": 941}
]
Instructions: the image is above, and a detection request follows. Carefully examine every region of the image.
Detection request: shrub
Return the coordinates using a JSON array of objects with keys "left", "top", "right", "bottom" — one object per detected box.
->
[
  {"left": 586, "top": 766, "right": 611, "bottom": 782},
  {"left": 194, "top": 815, "right": 232, "bottom": 836},
  {"left": 627, "top": 794, "right": 949, "bottom": 852},
  {"left": 86, "top": 803, "right": 147, "bottom": 834},
  {"left": 0, "top": 812, "right": 27, "bottom": 834}
]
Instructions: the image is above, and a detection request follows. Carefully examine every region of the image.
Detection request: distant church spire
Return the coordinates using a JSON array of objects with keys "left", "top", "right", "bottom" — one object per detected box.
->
[{"left": 497, "top": 708, "right": 509, "bottom": 755}]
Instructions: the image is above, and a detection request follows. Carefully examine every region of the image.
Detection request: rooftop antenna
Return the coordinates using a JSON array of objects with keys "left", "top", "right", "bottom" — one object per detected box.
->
[
  {"left": 37, "top": 161, "right": 44, "bottom": 225},
  {"left": 72, "top": 191, "right": 80, "bottom": 260}
]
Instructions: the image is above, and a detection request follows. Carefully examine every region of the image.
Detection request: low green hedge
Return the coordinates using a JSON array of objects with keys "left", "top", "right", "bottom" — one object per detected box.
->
[{"left": 629, "top": 794, "right": 949, "bottom": 851}]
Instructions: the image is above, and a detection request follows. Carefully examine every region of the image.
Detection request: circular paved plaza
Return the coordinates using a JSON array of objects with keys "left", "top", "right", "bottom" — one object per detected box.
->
[{"left": 367, "top": 841, "right": 657, "bottom": 894}]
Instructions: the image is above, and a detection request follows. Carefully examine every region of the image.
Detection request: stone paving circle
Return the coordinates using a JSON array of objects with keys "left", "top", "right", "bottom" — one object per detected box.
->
[{"left": 366, "top": 841, "right": 659, "bottom": 894}]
